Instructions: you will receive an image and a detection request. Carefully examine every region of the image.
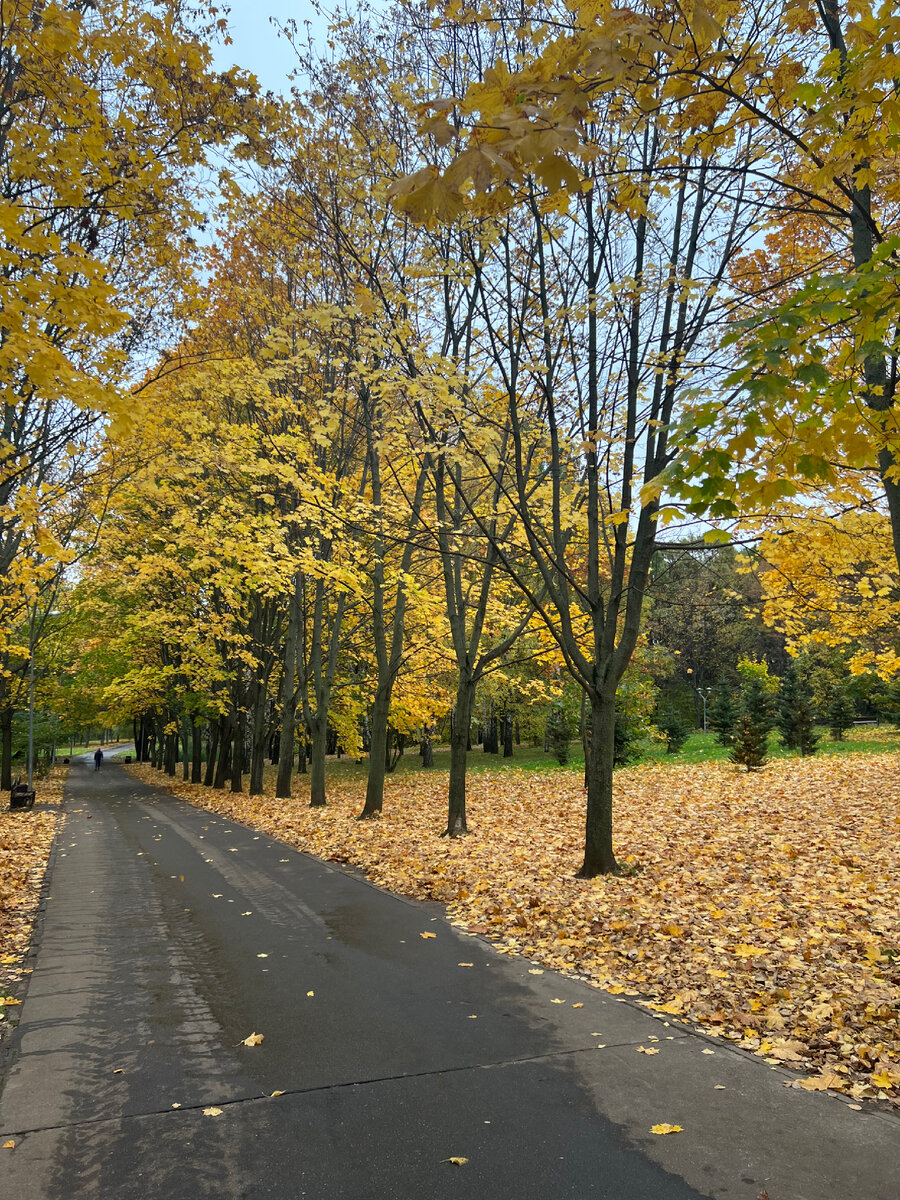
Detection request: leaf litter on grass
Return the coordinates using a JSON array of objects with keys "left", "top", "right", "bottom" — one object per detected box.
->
[{"left": 126, "top": 755, "right": 900, "bottom": 1106}]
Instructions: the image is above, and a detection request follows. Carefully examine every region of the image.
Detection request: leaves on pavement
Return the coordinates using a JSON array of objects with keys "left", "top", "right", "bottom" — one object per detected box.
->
[{"left": 128, "top": 756, "right": 900, "bottom": 1106}]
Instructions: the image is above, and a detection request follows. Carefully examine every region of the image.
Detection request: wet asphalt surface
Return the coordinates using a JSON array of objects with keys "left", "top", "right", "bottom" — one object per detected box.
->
[{"left": 1, "top": 760, "right": 898, "bottom": 1199}]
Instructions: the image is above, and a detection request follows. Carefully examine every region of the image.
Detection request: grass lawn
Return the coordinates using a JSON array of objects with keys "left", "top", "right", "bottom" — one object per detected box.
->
[{"left": 321, "top": 723, "right": 900, "bottom": 780}]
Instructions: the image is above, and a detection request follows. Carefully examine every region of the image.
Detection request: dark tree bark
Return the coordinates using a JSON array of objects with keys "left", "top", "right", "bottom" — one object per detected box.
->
[
  {"left": 276, "top": 576, "right": 300, "bottom": 799},
  {"left": 212, "top": 717, "right": 232, "bottom": 788},
  {"left": 191, "top": 720, "right": 203, "bottom": 784}
]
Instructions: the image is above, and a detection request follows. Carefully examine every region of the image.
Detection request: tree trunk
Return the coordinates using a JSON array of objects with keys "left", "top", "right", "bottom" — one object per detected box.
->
[
  {"left": 213, "top": 717, "right": 232, "bottom": 789},
  {"left": 577, "top": 691, "right": 619, "bottom": 877},
  {"left": 420, "top": 727, "right": 433, "bottom": 767},
  {"left": 297, "top": 735, "right": 307, "bottom": 775},
  {"left": 204, "top": 721, "right": 220, "bottom": 786},
  {"left": 248, "top": 682, "right": 268, "bottom": 796},
  {"left": 503, "top": 714, "right": 513, "bottom": 758},
  {"left": 165, "top": 729, "right": 177, "bottom": 777},
  {"left": 309, "top": 717, "right": 327, "bottom": 806},
  {"left": 443, "top": 679, "right": 474, "bottom": 837},
  {"left": 1, "top": 708, "right": 12, "bottom": 790},
  {"left": 359, "top": 687, "right": 389, "bottom": 818},
  {"left": 182, "top": 714, "right": 191, "bottom": 781},
  {"left": 275, "top": 586, "right": 298, "bottom": 800},
  {"left": 191, "top": 720, "right": 202, "bottom": 784},
  {"left": 231, "top": 704, "right": 244, "bottom": 794}
]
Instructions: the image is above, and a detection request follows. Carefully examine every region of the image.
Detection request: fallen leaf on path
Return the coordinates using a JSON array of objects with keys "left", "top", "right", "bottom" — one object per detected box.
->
[
  {"left": 701, "top": 1049, "right": 716, "bottom": 1055},
  {"left": 637, "top": 1046, "right": 659, "bottom": 1055},
  {"left": 257, "top": 953, "right": 268, "bottom": 959},
  {"left": 112, "top": 1068, "right": 124, "bottom": 1074},
  {"left": 528, "top": 968, "right": 543, "bottom": 975},
  {"left": 241, "top": 1033, "right": 264, "bottom": 1046},
  {"left": 550, "top": 998, "right": 565, "bottom": 1004},
  {"left": 458, "top": 962, "right": 474, "bottom": 967},
  {"left": 650, "top": 1124, "right": 683, "bottom": 1135},
  {"left": 271, "top": 1091, "right": 284, "bottom": 1097},
  {"left": 306, "top": 990, "right": 314, "bottom": 997},
  {"left": 572, "top": 1003, "right": 583, "bottom": 1008},
  {"left": 3, "top": 1140, "right": 15, "bottom": 1148},
  {"left": 203, "top": 1107, "right": 223, "bottom": 1116},
  {"left": 419, "top": 932, "right": 436, "bottom": 939},
  {"left": 441, "top": 1157, "right": 469, "bottom": 1165},
  {"left": 171, "top": 1103, "right": 181, "bottom": 1108}
]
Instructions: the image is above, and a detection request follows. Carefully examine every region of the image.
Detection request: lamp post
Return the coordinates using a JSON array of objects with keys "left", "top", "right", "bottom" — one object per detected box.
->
[{"left": 696, "top": 686, "right": 712, "bottom": 734}]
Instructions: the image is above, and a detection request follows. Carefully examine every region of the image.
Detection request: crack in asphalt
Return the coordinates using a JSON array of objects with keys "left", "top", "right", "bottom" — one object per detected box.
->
[{"left": 2, "top": 1033, "right": 692, "bottom": 1137}]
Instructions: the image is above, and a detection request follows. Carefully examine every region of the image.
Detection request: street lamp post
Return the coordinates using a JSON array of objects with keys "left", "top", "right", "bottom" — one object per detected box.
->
[{"left": 696, "top": 686, "right": 712, "bottom": 735}]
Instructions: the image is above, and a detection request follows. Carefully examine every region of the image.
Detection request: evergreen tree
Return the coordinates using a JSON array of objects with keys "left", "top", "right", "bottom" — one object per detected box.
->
[
  {"left": 547, "top": 702, "right": 572, "bottom": 765},
  {"left": 708, "top": 688, "right": 739, "bottom": 748},
  {"left": 729, "top": 675, "right": 774, "bottom": 771},
  {"left": 656, "top": 707, "right": 691, "bottom": 754},
  {"left": 825, "top": 686, "right": 856, "bottom": 741},
  {"left": 778, "top": 663, "right": 820, "bottom": 756}
]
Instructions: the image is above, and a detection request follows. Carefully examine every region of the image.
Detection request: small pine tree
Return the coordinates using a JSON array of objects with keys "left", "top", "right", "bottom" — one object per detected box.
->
[
  {"left": 547, "top": 703, "right": 572, "bottom": 765},
  {"left": 795, "top": 696, "right": 819, "bottom": 756},
  {"left": 826, "top": 687, "right": 856, "bottom": 741},
  {"left": 708, "top": 688, "right": 739, "bottom": 748},
  {"left": 729, "top": 675, "right": 773, "bottom": 771},
  {"left": 777, "top": 665, "right": 801, "bottom": 750},
  {"left": 656, "top": 707, "right": 691, "bottom": 754}
]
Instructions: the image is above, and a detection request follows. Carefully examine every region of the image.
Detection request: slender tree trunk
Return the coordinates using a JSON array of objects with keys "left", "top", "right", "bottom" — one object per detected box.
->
[
  {"left": 420, "top": 726, "right": 433, "bottom": 767},
  {"left": 1, "top": 708, "right": 12, "bottom": 790},
  {"left": 191, "top": 720, "right": 202, "bottom": 784},
  {"left": 297, "top": 735, "right": 307, "bottom": 775},
  {"left": 443, "top": 679, "right": 474, "bottom": 837},
  {"left": 309, "top": 717, "right": 327, "bottom": 806},
  {"left": 165, "top": 729, "right": 177, "bottom": 777},
  {"left": 503, "top": 714, "right": 513, "bottom": 758},
  {"left": 182, "top": 714, "right": 191, "bottom": 781},
  {"left": 276, "top": 583, "right": 299, "bottom": 800},
  {"left": 231, "top": 703, "right": 244, "bottom": 794},
  {"left": 578, "top": 690, "right": 619, "bottom": 877},
  {"left": 213, "top": 717, "right": 232, "bottom": 789},
  {"left": 204, "top": 721, "right": 219, "bottom": 786}
]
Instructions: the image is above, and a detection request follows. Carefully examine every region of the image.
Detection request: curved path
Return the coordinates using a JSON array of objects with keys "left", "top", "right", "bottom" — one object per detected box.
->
[{"left": 0, "top": 761, "right": 897, "bottom": 1198}]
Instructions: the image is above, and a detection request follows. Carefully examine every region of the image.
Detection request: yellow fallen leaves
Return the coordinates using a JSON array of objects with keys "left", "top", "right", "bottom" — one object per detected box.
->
[
  {"left": 241, "top": 1032, "right": 264, "bottom": 1046},
  {"left": 637, "top": 1046, "right": 660, "bottom": 1055},
  {"left": 203, "top": 1107, "right": 223, "bottom": 1116},
  {"left": 420, "top": 931, "right": 437, "bottom": 939},
  {"left": 307, "top": 990, "right": 315, "bottom": 997},
  {"left": 650, "top": 1124, "right": 683, "bottom": 1135},
  {"left": 0, "top": 769, "right": 64, "bottom": 1016},
  {"left": 127, "top": 754, "right": 900, "bottom": 1107},
  {"left": 441, "top": 1157, "right": 469, "bottom": 1165}
]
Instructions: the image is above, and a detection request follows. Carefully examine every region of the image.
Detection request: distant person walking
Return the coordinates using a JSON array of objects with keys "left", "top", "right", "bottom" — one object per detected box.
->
[{"left": 93, "top": 747, "right": 104, "bottom": 771}]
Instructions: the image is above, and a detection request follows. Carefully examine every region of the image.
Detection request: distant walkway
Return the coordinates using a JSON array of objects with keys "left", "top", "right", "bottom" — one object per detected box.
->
[{"left": 0, "top": 760, "right": 897, "bottom": 1199}]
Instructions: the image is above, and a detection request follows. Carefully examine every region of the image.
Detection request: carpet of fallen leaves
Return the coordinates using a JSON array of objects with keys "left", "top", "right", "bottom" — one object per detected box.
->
[
  {"left": 128, "top": 754, "right": 900, "bottom": 1106},
  {"left": 0, "top": 770, "right": 64, "bottom": 1029}
]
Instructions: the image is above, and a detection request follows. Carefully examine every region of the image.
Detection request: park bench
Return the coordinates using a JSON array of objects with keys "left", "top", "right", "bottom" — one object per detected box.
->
[{"left": 9, "top": 777, "right": 35, "bottom": 810}]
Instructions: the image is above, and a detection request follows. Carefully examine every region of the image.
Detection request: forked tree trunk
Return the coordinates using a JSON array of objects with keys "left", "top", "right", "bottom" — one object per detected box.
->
[
  {"left": 578, "top": 690, "right": 619, "bottom": 877},
  {"left": 248, "top": 682, "right": 268, "bottom": 796}
]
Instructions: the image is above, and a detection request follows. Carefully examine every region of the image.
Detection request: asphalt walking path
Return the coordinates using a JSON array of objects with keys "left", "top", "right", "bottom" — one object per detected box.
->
[{"left": 0, "top": 762, "right": 898, "bottom": 1199}]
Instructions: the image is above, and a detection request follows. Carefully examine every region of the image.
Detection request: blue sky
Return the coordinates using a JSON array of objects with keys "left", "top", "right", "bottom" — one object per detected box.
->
[{"left": 211, "top": 0, "right": 330, "bottom": 93}]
